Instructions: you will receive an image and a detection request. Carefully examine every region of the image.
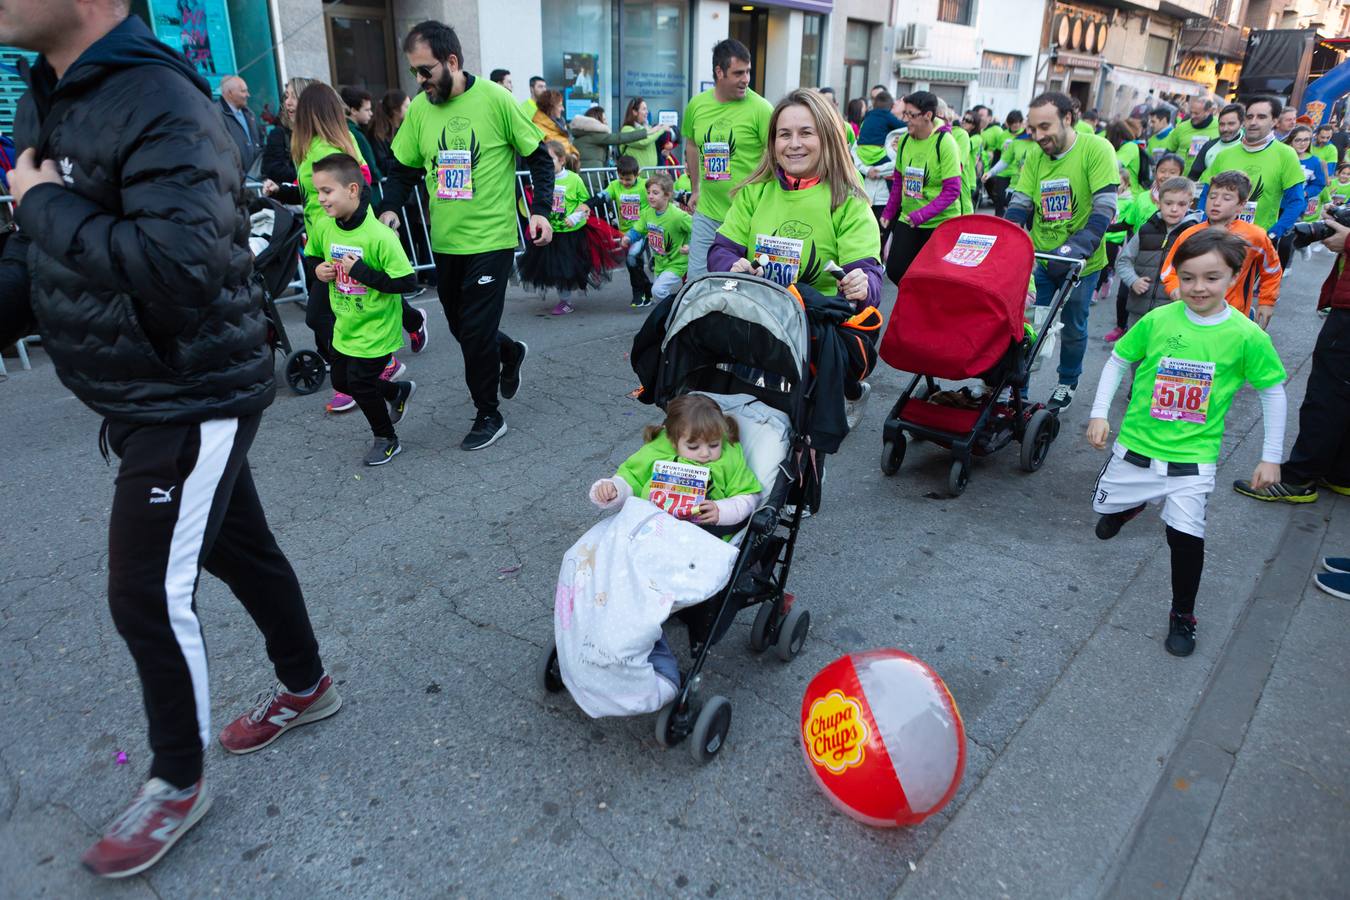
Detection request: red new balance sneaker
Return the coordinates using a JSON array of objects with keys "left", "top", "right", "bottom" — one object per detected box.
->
[
  {"left": 81, "top": 778, "right": 210, "bottom": 878},
  {"left": 218, "top": 674, "right": 342, "bottom": 754}
]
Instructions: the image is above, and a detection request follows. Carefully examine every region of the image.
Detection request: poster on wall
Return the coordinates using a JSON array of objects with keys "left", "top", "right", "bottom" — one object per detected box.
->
[
  {"left": 563, "top": 52, "right": 599, "bottom": 119},
  {"left": 149, "top": 0, "right": 236, "bottom": 91}
]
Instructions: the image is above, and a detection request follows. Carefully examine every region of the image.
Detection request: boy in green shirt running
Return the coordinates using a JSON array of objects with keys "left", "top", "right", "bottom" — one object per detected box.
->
[
  {"left": 604, "top": 155, "right": 652, "bottom": 305},
  {"left": 1087, "top": 228, "right": 1287, "bottom": 657},
  {"left": 306, "top": 154, "right": 419, "bottom": 466},
  {"left": 621, "top": 171, "right": 692, "bottom": 306}
]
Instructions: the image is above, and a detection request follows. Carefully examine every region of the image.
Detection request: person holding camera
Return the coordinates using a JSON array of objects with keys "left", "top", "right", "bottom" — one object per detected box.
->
[{"left": 1234, "top": 210, "right": 1350, "bottom": 503}]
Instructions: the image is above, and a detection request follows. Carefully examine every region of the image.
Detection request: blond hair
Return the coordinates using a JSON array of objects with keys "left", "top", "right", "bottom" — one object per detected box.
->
[
  {"left": 291, "top": 83, "right": 359, "bottom": 166},
  {"left": 282, "top": 76, "right": 320, "bottom": 129},
  {"left": 735, "top": 89, "right": 867, "bottom": 211}
]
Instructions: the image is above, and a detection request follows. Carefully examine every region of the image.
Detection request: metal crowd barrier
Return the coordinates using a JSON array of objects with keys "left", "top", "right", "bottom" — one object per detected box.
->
[{"left": 509, "top": 165, "right": 687, "bottom": 259}]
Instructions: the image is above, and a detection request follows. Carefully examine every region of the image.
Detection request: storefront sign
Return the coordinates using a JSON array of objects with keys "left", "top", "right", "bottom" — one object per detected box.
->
[
  {"left": 148, "top": 0, "right": 236, "bottom": 91},
  {"left": 658, "top": 110, "right": 678, "bottom": 127}
]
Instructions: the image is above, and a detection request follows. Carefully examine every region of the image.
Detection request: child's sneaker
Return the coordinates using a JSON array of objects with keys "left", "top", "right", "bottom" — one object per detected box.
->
[
  {"left": 218, "top": 674, "right": 342, "bottom": 753},
  {"left": 551, "top": 300, "right": 575, "bottom": 316},
  {"left": 631, "top": 294, "right": 654, "bottom": 308},
  {"left": 409, "top": 308, "right": 430, "bottom": 354},
  {"left": 844, "top": 381, "right": 872, "bottom": 430},
  {"left": 327, "top": 391, "right": 356, "bottom": 413},
  {"left": 1095, "top": 503, "right": 1146, "bottom": 540},
  {"left": 81, "top": 778, "right": 210, "bottom": 878},
  {"left": 1314, "top": 572, "right": 1350, "bottom": 600},
  {"left": 380, "top": 356, "right": 407, "bottom": 381},
  {"left": 389, "top": 381, "right": 416, "bottom": 425},
  {"left": 363, "top": 437, "right": 402, "bottom": 466},
  {"left": 1103, "top": 326, "right": 1125, "bottom": 343},
  {"left": 1165, "top": 612, "right": 1197, "bottom": 657}
]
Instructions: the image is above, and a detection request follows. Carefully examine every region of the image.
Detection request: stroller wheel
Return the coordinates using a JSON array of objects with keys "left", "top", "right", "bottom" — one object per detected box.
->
[
  {"left": 537, "top": 640, "right": 564, "bottom": 694},
  {"left": 1020, "top": 409, "right": 1055, "bottom": 473},
  {"left": 655, "top": 700, "right": 679, "bottom": 748},
  {"left": 749, "top": 598, "right": 776, "bottom": 653},
  {"left": 948, "top": 460, "right": 970, "bottom": 497},
  {"left": 774, "top": 606, "right": 810, "bottom": 661},
  {"left": 880, "top": 437, "right": 906, "bottom": 476},
  {"left": 285, "top": 349, "right": 326, "bottom": 395},
  {"left": 689, "top": 696, "right": 732, "bottom": 764}
]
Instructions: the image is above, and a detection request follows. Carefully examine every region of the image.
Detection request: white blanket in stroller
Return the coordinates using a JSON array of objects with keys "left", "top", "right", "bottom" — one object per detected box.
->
[{"left": 555, "top": 497, "right": 739, "bottom": 718}]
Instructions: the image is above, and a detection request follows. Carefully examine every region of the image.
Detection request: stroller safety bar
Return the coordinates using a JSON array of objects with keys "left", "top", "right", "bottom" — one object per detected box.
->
[{"left": 1031, "top": 252, "right": 1087, "bottom": 274}]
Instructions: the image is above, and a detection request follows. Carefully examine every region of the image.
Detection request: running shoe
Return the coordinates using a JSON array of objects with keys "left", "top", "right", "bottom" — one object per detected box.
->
[
  {"left": 550, "top": 301, "right": 575, "bottom": 316},
  {"left": 1315, "top": 572, "right": 1350, "bottom": 600},
  {"left": 1103, "top": 326, "right": 1125, "bottom": 343},
  {"left": 1318, "top": 478, "right": 1350, "bottom": 496},
  {"left": 326, "top": 391, "right": 356, "bottom": 413},
  {"left": 1095, "top": 503, "right": 1146, "bottom": 540},
  {"left": 631, "top": 294, "right": 653, "bottom": 308},
  {"left": 1047, "top": 383, "right": 1075, "bottom": 411},
  {"left": 388, "top": 381, "right": 416, "bottom": 425},
  {"left": 461, "top": 412, "right": 507, "bottom": 451},
  {"left": 844, "top": 382, "right": 872, "bottom": 430},
  {"left": 1165, "top": 612, "right": 1197, "bottom": 657},
  {"left": 380, "top": 357, "right": 407, "bottom": 381},
  {"left": 218, "top": 674, "right": 342, "bottom": 753},
  {"left": 409, "top": 308, "right": 430, "bottom": 354},
  {"left": 1232, "top": 479, "right": 1318, "bottom": 503},
  {"left": 500, "top": 341, "right": 528, "bottom": 400},
  {"left": 81, "top": 778, "right": 210, "bottom": 878},
  {"left": 363, "top": 437, "right": 402, "bottom": 466},
  {"left": 1323, "top": 557, "right": 1350, "bottom": 574}
]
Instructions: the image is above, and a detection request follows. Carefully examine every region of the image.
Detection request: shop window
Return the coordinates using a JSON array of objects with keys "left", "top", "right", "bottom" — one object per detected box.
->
[
  {"left": 543, "top": 0, "right": 614, "bottom": 119},
  {"left": 799, "top": 13, "right": 824, "bottom": 90},
  {"left": 326, "top": 2, "right": 397, "bottom": 97},
  {"left": 843, "top": 20, "right": 873, "bottom": 109},
  {"left": 937, "top": 0, "right": 975, "bottom": 27},
  {"left": 728, "top": 6, "right": 769, "bottom": 96},
  {"left": 621, "top": 1, "right": 688, "bottom": 127},
  {"left": 980, "top": 52, "right": 1022, "bottom": 91},
  {"left": 1144, "top": 35, "right": 1173, "bottom": 75}
]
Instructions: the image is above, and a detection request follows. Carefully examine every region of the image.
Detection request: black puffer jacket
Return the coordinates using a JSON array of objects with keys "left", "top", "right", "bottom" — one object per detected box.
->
[{"left": 12, "top": 16, "right": 273, "bottom": 423}]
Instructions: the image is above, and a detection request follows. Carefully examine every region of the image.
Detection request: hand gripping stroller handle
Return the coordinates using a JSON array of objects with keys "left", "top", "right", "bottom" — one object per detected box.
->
[{"left": 1032, "top": 251, "right": 1087, "bottom": 275}]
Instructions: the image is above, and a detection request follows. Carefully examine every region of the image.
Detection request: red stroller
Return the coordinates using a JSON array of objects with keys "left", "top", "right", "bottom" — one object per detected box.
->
[{"left": 877, "top": 215, "right": 1084, "bottom": 496}]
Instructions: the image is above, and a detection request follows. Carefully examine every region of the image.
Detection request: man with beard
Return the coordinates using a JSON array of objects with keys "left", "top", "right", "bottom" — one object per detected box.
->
[
  {"left": 378, "top": 20, "right": 554, "bottom": 451},
  {"left": 1006, "top": 92, "right": 1120, "bottom": 412},
  {"left": 1199, "top": 96, "right": 1305, "bottom": 238},
  {"left": 1188, "top": 102, "right": 1243, "bottom": 180}
]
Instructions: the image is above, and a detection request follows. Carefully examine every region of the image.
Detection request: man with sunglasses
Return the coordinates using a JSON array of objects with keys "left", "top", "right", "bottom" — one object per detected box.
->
[{"left": 379, "top": 20, "right": 554, "bottom": 451}]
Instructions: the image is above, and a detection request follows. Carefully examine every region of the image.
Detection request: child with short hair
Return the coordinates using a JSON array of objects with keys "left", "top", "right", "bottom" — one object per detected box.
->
[
  {"left": 604, "top": 155, "right": 651, "bottom": 306},
  {"left": 518, "top": 140, "right": 596, "bottom": 316},
  {"left": 1115, "top": 176, "right": 1203, "bottom": 328},
  {"left": 620, "top": 171, "right": 691, "bottom": 307},
  {"left": 1327, "top": 161, "right": 1350, "bottom": 207},
  {"left": 588, "top": 394, "right": 762, "bottom": 685},
  {"left": 1160, "top": 169, "right": 1281, "bottom": 329},
  {"left": 856, "top": 90, "right": 905, "bottom": 166},
  {"left": 305, "top": 153, "right": 418, "bottom": 465},
  {"left": 1087, "top": 228, "right": 1287, "bottom": 656}
]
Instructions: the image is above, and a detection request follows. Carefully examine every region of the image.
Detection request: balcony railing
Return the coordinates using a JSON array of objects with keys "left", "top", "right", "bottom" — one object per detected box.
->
[{"left": 1180, "top": 20, "right": 1245, "bottom": 60}]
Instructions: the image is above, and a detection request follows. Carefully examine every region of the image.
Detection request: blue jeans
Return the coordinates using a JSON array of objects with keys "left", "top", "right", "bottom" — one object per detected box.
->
[
  {"left": 1033, "top": 264, "right": 1095, "bottom": 388},
  {"left": 687, "top": 212, "right": 721, "bottom": 280}
]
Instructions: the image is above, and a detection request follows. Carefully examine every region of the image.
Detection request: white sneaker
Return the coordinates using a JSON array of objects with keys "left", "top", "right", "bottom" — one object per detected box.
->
[{"left": 845, "top": 382, "right": 872, "bottom": 430}]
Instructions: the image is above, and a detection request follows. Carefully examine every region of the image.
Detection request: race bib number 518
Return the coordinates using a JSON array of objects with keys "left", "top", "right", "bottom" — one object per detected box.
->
[{"left": 1151, "top": 356, "right": 1215, "bottom": 423}]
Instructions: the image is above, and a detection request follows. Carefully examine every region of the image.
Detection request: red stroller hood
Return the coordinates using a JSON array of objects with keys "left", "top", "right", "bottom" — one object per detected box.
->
[{"left": 880, "top": 216, "right": 1034, "bottom": 380}]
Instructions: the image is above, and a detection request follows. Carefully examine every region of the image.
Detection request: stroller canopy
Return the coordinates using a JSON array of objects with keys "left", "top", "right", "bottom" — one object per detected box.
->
[
  {"left": 247, "top": 195, "right": 306, "bottom": 301},
  {"left": 880, "top": 215, "right": 1033, "bottom": 381}
]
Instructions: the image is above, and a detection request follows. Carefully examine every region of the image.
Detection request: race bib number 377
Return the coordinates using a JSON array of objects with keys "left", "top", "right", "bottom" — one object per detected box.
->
[
  {"left": 436, "top": 149, "right": 472, "bottom": 200},
  {"left": 1040, "top": 178, "right": 1072, "bottom": 222},
  {"left": 1151, "top": 356, "right": 1215, "bottom": 424},
  {"left": 703, "top": 142, "right": 730, "bottom": 181}
]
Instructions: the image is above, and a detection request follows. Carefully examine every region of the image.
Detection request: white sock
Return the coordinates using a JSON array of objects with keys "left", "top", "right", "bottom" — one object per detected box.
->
[{"left": 291, "top": 677, "right": 323, "bottom": 697}]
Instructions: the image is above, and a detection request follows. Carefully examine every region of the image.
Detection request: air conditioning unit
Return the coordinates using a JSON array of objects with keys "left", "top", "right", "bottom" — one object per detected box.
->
[{"left": 897, "top": 23, "right": 929, "bottom": 52}]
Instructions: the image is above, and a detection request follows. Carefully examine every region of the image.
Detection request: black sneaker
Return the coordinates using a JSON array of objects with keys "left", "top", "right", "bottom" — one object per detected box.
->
[
  {"left": 1095, "top": 503, "right": 1146, "bottom": 540},
  {"left": 631, "top": 295, "right": 654, "bottom": 309},
  {"left": 1165, "top": 612, "right": 1196, "bottom": 657},
  {"left": 461, "top": 413, "right": 507, "bottom": 451},
  {"left": 388, "top": 380, "right": 416, "bottom": 425},
  {"left": 363, "top": 437, "right": 401, "bottom": 466},
  {"left": 1047, "top": 383, "right": 1075, "bottom": 411},
  {"left": 1232, "top": 479, "right": 1318, "bottom": 503},
  {"left": 500, "top": 341, "right": 528, "bottom": 400}
]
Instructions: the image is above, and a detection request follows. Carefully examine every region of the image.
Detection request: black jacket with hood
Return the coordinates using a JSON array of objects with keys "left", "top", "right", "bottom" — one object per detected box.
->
[{"left": 6, "top": 15, "right": 273, "bottom": 423}]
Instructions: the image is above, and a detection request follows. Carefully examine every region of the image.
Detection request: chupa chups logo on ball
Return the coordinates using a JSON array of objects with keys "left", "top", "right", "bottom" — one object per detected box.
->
[{"left": 804, "top": 689, "right": 869, "bottom": 773}]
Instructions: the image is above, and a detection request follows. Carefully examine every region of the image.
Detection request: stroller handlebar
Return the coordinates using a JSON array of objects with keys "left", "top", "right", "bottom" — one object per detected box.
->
[{"left": 1032, "top": 252, "right": 1087, "bottom": 275}]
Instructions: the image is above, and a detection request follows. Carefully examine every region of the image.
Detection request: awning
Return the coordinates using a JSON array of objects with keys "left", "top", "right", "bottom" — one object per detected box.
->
[
  {"left": 1105, "top": 63, "right": 1210, "bottom": 97},
  {"left": 897, "top": 66, "right": 979, "bottom": 83},
  {"left": 746, "top": 0, "right": 833, "bottom": 12}
]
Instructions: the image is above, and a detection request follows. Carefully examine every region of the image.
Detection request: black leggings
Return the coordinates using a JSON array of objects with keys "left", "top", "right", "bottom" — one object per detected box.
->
[
  {"left": 884, "top": 222, "right": 934, "bottom": 285},
  {"left": 1167, "top": 526, "right": 1204, "bottom": 617},
  {"left": 331, "top": 351, "right": 399, "bottom": 439}
]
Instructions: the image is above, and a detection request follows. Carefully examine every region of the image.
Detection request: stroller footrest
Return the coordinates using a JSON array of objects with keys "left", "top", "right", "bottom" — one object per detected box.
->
[{"left": 900, "top": 397, "right": 983, "bottom": 434}]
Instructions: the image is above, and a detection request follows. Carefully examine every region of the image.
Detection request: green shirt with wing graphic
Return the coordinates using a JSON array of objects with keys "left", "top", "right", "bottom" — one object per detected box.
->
[{"left": 683, "top": 88, "right": 774, "bottom": 222}]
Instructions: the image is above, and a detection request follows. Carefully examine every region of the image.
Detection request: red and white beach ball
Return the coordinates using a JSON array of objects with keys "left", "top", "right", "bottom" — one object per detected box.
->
[{"left": 800, "top": 649, "right": 966, "bottom": 827}]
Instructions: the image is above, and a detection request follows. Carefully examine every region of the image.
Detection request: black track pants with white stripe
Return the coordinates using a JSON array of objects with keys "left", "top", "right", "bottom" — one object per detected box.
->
[{"left": 106, "top": 414, "right": 323, "bottom": 788}]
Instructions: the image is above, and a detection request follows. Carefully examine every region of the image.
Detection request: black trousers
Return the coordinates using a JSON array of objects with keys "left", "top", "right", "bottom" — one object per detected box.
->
[
  {"left": 433, "top": 249, "right": 517, "bottom": 417},
  {"left": 331, "top": 351, "right": 398, "bottom": 439},
  {"left": 1285, "top": 308, "right": 1350, "bottom": 485},
  {"left": 885, "top": 222, "right": 935, "bottom": 285},
  {"left": 106, "top": 413, "right": 322, "bottom": 788},
  {"left": 987, "top": 176, "right": 1011, "bottom": 218}
]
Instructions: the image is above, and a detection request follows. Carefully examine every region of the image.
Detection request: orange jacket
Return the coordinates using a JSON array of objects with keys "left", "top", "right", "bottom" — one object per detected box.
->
[{"left": 1160, "top": 220, "right": 1281, "bottom": 315}]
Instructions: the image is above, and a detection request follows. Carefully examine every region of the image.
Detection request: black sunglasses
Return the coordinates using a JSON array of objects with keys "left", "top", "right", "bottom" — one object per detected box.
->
[{"left": 409, "top": 60, "right": 444, "bottom": 80}]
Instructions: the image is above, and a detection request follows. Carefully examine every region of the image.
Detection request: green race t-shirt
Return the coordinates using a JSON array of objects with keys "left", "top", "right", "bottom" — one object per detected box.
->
[
  {"left": 633, "top": 203, "right": 692, "bottom": 276},
  {"left": 981, "top": 124, "right": 1007, "bottom": 166},
  {"left": 1117, "top": 140, "right": 1144, "bottom": 195},
  {"left": 1201, "top": 139, "right": 1305, "bottom": 231},
  {"left": 619, "top": 124, "right": 660, "bottom": 169},
  {"left": 616, "top": 430, "right": 762, "bottom": 501},
  {"left": 896, "top": 127, "right": 963, "bottom": 226},
  {"left": 392, "top": 78, "right": 543, "bottom": 254},
  {"left": 1312, "top": 142, "right": 1339, "bottom": 169},
  {"left": 947, "top": 123, "right": 974, "bottom": 215},
  {"left": 297, "top": 138, "right": 367, "bottom": 232},
  {"left": 1328, "top": 178, "right": 1350, "bottom": 206},
  {"left": 304, "top": 211, "right": 413, "bottom": 358},
  {"left": 605, "top": 176, "right": 648, "bottom": 231},
  {"left": 1146, "top": 130, "right": 1172, "bottom": 160},
  {"left": 1166, "top": 116, "right": 1220, "bottom": 170},
  {"left": 683, "top": 88, "right": 774, "bottom": 222},
  {"left": 717, "top": 179, "right": 880, "bottom": 296},
  {"left": 1002, "top": 134, "right": 1033, "bottom": 184},
  {"left": 1015, "top": 130, "right": 1120, "bottom": 275},
  {"left": 546, "top": 168, "right": 590, "bottom": 233},
  {"left": 1113, "top": 302, "right": 1286, "bottom": 464}
]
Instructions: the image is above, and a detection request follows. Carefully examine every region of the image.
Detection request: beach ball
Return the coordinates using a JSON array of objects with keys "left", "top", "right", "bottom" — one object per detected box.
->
[{"left": 800, "top": 649, "right": 965, "bottom": 827}]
